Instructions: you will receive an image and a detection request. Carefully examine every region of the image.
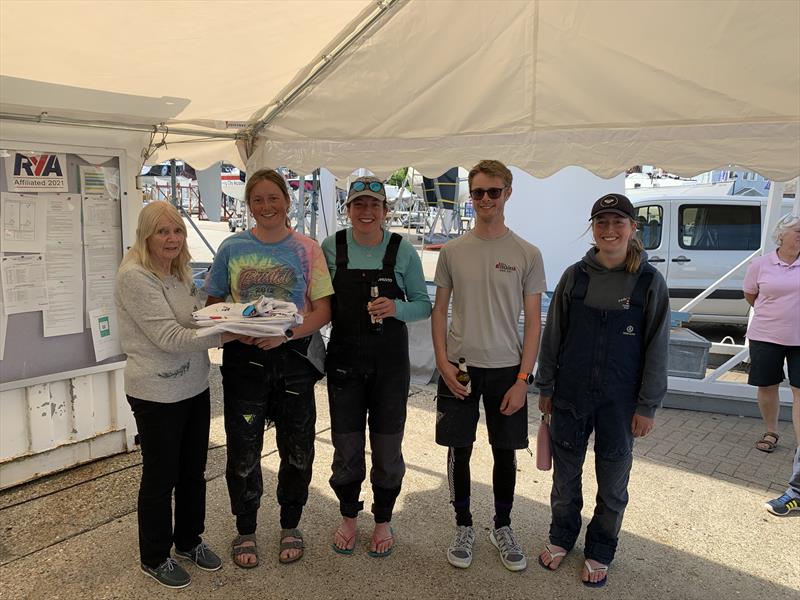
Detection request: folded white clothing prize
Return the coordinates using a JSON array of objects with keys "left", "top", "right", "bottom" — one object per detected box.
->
[{"left": 192, "top": 296, "right": 303, "bottom": 337}]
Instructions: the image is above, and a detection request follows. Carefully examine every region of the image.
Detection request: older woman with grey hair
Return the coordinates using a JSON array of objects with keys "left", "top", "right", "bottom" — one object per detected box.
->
[{"left": 742, "top": 213, "right": 800, "bottom": 516}]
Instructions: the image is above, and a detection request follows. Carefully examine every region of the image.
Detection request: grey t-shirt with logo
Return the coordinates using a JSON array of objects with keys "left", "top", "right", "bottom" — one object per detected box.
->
[{"left": 434, "top": 229, "right": 546, "bottom": 368}]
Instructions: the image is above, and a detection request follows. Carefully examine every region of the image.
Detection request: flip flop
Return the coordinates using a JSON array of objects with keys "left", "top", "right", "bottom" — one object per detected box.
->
[
  {"left": 367, "top": 526, "right": 395, "bottom": 558},
  {"left": 582, "top": 560, "right": 609, "bottom": 588},
  {"left": 537, "top": 543, "right": 567, "bottom": 571},
  {"left": 332, "top": 526, "right": 356, "bottom": 556},
  {"left": 232, "top": 533, "right": 259, "bottom": 569}
]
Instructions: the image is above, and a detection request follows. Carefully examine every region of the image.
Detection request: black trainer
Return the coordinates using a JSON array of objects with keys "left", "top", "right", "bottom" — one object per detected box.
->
[
  {"left": 175, "top": 540, "right": 223, "bottom": 571},
  {"left": 140, "top": 557, "right": 191, "bottom": 589}
]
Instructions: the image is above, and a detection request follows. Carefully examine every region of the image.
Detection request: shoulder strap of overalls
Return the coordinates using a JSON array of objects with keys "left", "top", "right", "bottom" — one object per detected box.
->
[
  {"left": 629, "top": 265, "right": 655, "bottom": 309},
  {"left": 335, "top": 229, "right": 349, "bottom": 268},
  {"left": 569, "top": 263, "right": 589, "bottom": 301},
  {"left": 381, "top": 233, "right": 403, "bottom": 270}
]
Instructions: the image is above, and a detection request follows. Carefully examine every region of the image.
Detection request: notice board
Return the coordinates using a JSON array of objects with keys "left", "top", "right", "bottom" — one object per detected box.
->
[{"left": 0, "top": 148, "right": 128, "bottom": 384}]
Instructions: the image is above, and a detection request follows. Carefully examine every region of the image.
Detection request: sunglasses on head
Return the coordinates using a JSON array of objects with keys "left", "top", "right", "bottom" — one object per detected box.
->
[
  {"left": 350, "top": 180, "right": 384, "bottom": 194},
  {"left": 469, "top": 187, "right": 506, "bottom": 201}
]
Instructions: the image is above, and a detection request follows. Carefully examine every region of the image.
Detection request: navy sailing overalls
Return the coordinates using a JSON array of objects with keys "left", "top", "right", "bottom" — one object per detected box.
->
[
  {"left": 548, "top": 263, "right": 655, "bottom": 565},
  {"left": 326, "top": 229, "right": 410, "bottom": 523}
]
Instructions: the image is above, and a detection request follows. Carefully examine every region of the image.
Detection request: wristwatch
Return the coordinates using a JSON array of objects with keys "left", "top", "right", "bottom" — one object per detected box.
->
[
  {"left": 517, "top": 372, "right": 534, "bottom": 385},
  {"left": 283, "top": 329, "right": 294, "bottom": 342}
]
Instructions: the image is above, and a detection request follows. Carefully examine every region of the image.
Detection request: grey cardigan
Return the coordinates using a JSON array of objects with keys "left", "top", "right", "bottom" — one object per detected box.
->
[{"left": 115, "top": 262, "right": 222, "bottom": 403}]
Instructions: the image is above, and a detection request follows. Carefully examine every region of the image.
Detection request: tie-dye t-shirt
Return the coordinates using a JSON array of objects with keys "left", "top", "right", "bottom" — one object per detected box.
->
[{"left": 205, "top": 230, "right": 333, "bottom": 312}]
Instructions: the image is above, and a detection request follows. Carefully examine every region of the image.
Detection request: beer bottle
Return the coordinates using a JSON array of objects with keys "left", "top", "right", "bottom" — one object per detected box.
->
[
  {"left": 369, "top": 281, "right": 383, "bottom": 334},
  {"left": 456, "top": 357, "right": 471, "bottom": 395}
]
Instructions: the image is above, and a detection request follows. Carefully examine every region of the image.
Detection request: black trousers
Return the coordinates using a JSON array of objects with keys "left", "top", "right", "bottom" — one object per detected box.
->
[
  {"left": 128, "top": 389, "right": 210, "bottom": 568},
  {"left": 222, "top": 341, "right": 318, "bottom": 533}
]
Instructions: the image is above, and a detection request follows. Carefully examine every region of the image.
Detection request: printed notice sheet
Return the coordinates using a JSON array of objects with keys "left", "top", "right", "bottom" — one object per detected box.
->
[
  {"left": 80, "top": 165, "right": 121, "bottom": 200},
  {"left": 85, "top": 274, "right": 115, "bottom": 328},
  {"left": 1, "top": 192, "right": 47, "bottom": 253},
  {"left": 0, "top": 254, "right": 49, "bottom": 314},
  {"left": 88, "top": 307, "right": 122, "bottom": 361},
  {"left": 43, "top": 194, "right": 84, "bottom": 337}
]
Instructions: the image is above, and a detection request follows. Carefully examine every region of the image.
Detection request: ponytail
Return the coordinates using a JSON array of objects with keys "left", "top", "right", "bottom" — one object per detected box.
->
[{"left": 625, "top": 235, "right": 644, "bottom": 273}]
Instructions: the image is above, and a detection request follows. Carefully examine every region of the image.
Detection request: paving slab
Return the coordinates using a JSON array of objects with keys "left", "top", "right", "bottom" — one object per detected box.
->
[{"left": 1, "top": 363, "right": 797, "bottom": 600}]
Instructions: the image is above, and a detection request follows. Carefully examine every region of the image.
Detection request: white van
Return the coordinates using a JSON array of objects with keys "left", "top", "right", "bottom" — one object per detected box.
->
[{"left": 631, "top": 196, "right": 792, "bottom": 324}]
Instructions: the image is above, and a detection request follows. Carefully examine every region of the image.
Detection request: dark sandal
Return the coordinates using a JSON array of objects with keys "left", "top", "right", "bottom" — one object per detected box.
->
[
  {"left": 232, "top": 533, "right": 259, "bottom": 569},
  {"left": 756, "top": 432, "right": 779, "bottom": 453},
  {"left": 279, "top": 528, "right": 305, "bottom": 564}
]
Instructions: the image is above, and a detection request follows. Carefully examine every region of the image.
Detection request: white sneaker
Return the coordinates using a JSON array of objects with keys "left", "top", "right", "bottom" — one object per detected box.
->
[
  {"left": 490, "top": 525, "right": 527, "bottom": 572},
  {"left": 447, "top": 525, "right": 475, "bottom": 568}
]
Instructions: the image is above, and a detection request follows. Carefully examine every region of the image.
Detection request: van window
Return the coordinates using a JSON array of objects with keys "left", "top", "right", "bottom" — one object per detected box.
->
[
  {"left": 634, "top": 205, "right": 662, "bottom": 249},
  {"left": 679, "top": 205, "right": 760, "bottom": 250}
]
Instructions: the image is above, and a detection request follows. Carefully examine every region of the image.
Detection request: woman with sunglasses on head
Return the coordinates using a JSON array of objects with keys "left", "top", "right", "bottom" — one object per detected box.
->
[
  {"left": 321, "top": 176, "right": 431, "bottom": 558},
  {"left": 116, "top": 201, "right": 244, "bottom": 589},
  {"left": 742, "top": 213, "right": 800, "bottom": 516},
  {"left": 534, "top": 193, "right": 670, "bottom": 588},
  {"left": 205, "top": 169, "right": 333, "bottom": 567}
]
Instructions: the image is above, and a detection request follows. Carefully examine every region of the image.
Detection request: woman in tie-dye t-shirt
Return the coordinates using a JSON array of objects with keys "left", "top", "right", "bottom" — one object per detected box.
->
[{"left": 205, "top": 169, "right": 332, "bottom": 567}]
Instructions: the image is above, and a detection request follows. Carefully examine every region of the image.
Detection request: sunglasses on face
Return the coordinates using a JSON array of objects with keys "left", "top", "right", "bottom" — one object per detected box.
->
[
  {"left": 350, "top": 180, "right": 385, "bottom": 194},
  {"left": 469, "top": 187, "right": 506, "bottom": 201}
]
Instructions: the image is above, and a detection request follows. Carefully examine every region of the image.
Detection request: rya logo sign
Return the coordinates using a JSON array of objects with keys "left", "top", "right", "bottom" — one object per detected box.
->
[
  {"left": 14, "top": 153, "right": 63, "bottom": 177},
  {"left": 7, "top": 152, "right": 68, "bottom": 191}
]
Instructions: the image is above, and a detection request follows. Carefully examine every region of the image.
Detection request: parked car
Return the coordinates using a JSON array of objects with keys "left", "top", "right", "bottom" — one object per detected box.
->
[{"left": 632, "top": 196, "right": 792, "bottom": 324}]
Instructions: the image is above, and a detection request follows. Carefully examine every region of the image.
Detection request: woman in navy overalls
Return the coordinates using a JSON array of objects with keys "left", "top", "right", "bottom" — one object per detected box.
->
[
  {"left": 320, "top": 176, "right": 432, "bottom": 557},
  {"left": 534, "top": 193, "right": 670, "bottom": 587}
]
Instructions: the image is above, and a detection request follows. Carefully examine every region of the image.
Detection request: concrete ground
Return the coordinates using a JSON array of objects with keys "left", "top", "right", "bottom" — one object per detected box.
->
[{"left": 1, "top": 353, "right": 797, "bottom": 600}]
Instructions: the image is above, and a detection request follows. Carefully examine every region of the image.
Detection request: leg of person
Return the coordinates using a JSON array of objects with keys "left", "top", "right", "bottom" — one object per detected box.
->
[
  {"left": 583, "top": 404, "right": 636, "bottom": 587},
  {"left": 436, "top": 373, "right": 479, "bottom": 568},
  {"left": 221, "top": 348, "right": 269, "bottom": 568},
  {"left": 367, "top": 362, "right": 409, "bottom": 558},
  {"left": 481, "top": 366, "right": 528, "bottom": 572},
  {"left": 274, "top": 353, "right": 317, "bottom": 563},
  {"left": 327, "top": 366, "right": 368, "bottom": 555},
  {"left": 764, "top": 358, "right": 800, "bottom": 515},
  {"left": 540, "top": 406, "right": 591, "bottom": 572},
  {"left": 173, "top": 389, "right": 221, "bottom": 572},
  {"left": 127, "top": 397, "right": 191, "bottom": 589},
  {"left": 749, "top": 341, "right": 786, "bottom": 452}
]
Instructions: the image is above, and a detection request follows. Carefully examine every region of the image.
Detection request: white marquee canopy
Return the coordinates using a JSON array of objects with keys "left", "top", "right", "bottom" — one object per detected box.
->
[{"left": 1, "top": 0, "right": 798, "bottom": 180}]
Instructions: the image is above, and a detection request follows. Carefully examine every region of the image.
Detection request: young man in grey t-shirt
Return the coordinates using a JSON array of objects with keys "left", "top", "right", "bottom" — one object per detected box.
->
[{"left": 431, "top": 159, "right": 546, "bottom": 572}]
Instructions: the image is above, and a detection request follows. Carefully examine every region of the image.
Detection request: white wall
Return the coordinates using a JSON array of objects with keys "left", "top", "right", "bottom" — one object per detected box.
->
[{"left": 505, "top": 166, "right": 625, "bottom": 291}]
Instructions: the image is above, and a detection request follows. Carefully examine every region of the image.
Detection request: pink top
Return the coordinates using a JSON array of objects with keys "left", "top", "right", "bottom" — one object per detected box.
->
[{"left": 743, "top": 250, "right": 800, "bottom": 346}]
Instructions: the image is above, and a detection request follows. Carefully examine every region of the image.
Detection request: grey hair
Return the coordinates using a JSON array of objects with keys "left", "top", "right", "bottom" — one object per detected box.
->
[{"left": 772, "top": 213, "right": 800, "bottom": 246}]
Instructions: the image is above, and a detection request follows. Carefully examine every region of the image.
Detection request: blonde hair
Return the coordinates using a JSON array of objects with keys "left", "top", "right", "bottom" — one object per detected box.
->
[
  {"left": 245, "top": 168, "right": 292, "bottom": 228},
  {"left": 120, "top": 201, "right": 192, "bottom": 283},
  {"left": 772, "top": 213, "right": 800, "bottom": 246},
  {"left": 468, "top": 159, "right": 513, "bottom": 188}
]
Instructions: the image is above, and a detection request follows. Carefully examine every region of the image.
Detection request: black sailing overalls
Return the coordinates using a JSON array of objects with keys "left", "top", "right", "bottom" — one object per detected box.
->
[
  {"left": 548, "top": 263, "right": 655, "bottom": 565},
  {"left": 326, "top": 229, "right": 410, "bottom": 523}
]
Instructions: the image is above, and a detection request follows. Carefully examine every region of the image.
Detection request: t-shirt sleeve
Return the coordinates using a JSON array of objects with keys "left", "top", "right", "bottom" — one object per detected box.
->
[
  {"left": 433, "top": 245, "right": 452, "bottom": 289},
  {"left": 204, "top": 241, "right": 231, "bottom": 299},
  {"left": 308, "top": 240, "right": 334, "bottom": 301},
  {"left": 742, "top": 256, "right": 761, "bottom": 294},
  {"left": 523, "top": 246, "right": 547, "bottom": 295}
]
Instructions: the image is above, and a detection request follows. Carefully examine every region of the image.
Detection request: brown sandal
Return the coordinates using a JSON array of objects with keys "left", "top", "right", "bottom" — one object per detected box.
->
[
  {"left": 756, "top": 431, "right": 779, "bottom": 453},
  {"left": 232, "top": 533, "right": 259, "bottom": 569},
  {"left": 279, "top": 528, "right": 305, "bottom": 564}
]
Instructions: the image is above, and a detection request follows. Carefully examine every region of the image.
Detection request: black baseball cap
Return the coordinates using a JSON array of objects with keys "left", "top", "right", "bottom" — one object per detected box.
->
[{"left": 590, "top": 193, "right": 635, "bottom": 220}]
